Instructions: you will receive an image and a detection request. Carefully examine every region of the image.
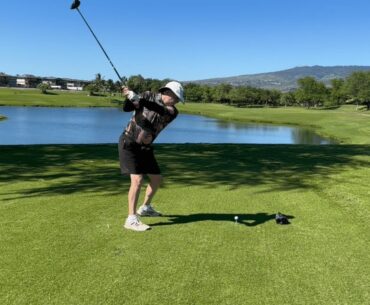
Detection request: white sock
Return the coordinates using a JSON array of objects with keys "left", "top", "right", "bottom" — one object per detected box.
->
[
  {"left": 127, "top": 215, "right": 138, "bottom": 222},
  {"left": 142, "top": 204, "right": 151, "bottom": 211}
]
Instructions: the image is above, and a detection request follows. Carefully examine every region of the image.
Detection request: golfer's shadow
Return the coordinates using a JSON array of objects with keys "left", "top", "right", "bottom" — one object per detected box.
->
[{"left": 151, "top": 213, "right": 294, "bottom": 227}]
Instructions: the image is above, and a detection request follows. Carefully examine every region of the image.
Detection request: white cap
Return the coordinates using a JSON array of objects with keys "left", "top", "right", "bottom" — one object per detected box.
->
[{"left": 159, "top": 81, "right": 185, "bottom": 103}]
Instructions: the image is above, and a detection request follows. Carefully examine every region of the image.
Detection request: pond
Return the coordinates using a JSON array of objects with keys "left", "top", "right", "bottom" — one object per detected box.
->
[{"left": 0, "top": 106, "right": 336, "bottom": 145}]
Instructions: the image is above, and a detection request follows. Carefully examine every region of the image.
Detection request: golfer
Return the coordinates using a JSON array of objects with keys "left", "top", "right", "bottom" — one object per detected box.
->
[{"left": 119, "top": 81, "right": 184, "bottom": 231}]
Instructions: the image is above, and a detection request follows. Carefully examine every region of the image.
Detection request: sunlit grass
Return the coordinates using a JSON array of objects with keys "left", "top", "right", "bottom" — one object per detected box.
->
[
  {"left": 1, "top": 144, "right": 369, "bottom": 305},
  {"left": 0, "top": 87, "right": 122, "bottom": 107}
]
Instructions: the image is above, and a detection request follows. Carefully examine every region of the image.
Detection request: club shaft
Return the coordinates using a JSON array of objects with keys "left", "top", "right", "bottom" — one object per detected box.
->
[{"left": 76, "top": 8, "right": 123, "bottom": 83}]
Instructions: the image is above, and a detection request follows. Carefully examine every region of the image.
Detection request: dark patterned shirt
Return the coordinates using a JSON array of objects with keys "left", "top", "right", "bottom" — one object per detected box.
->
[{"left": 123, "top": 92, "right": 178, "bottom": 146}]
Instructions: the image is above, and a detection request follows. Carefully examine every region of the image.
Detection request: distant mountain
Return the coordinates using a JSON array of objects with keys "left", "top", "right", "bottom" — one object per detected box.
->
[{"left": 188, "top": 65, "right": 370, "bottom": 91}]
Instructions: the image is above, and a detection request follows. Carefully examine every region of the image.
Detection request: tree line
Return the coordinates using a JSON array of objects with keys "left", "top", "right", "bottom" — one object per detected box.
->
[
  {"left": 184, "top": 72, "right": 370, "bottom": 110},
  {"left": 83, "top": 74, "right": 172, "bottom": 96},
  {"left": 3, "top": 70, "right": 370, "bottom": 110},
  {"left": 108, "top": 72, "right": 370, "bottom": 110}
]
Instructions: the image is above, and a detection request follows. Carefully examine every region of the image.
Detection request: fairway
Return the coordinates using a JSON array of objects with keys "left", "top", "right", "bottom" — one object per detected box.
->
[
  {"left": 1, "top": 144, "right": 369, "bottom": 305},
  {"left": 0, "top": 88, "right": 121, "bottom": 108}
]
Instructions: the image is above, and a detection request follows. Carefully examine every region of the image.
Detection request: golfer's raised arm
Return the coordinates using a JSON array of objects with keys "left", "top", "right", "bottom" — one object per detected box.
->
[{"left": 122, "top": 87, "right": 140, "bottom": 112}]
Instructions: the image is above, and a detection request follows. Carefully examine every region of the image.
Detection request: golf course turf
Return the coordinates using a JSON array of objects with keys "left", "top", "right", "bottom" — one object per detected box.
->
[
  {"left": 1, "top": 144, "right": 369, "bottom": 305},
  {"left": 0, "top": 89, "right": 369, "bottom": 304},
  {"left": 0, "top": 88, "right": 121, "bottom": 108}
]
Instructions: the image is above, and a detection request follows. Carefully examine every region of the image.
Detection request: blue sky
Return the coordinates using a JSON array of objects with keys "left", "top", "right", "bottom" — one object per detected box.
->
[{"left": 1, "top": 0, "right": 370, "bottom": 82}]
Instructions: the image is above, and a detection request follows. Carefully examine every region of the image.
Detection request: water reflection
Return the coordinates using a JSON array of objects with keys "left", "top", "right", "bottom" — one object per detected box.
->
[
  {"left": 214, "top": 120, "right": 334, "bottom": 144},
  {"left": 291, "top": 128, "right": 332, "bottom": 145},
  {"left": 0, "top": 106, "right": 336, "bottom": 145}
]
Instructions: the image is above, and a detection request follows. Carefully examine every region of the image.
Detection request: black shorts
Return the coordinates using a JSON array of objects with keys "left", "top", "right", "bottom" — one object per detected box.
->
[{"left": 118, "top": 134, "right": 161, "bottom": 175}]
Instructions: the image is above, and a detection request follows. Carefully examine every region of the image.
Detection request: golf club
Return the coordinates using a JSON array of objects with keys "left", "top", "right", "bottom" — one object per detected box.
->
[{"left": 70, "top": 0, "right": 124, "bottom": 83}]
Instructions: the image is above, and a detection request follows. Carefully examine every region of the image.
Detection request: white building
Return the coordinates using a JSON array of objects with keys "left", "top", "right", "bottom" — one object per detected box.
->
[
  {"left": 66, "top": 82, "right": 83, "bottom": 91},
  {"left": 42, "top": 80, "right": 62, "bottom": 89},
  {"left": 16, "top": 78, "right": 27, "bottom": 87}
]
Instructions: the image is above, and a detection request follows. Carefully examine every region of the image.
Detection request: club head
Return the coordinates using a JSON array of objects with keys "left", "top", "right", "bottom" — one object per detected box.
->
[{"left": 70, "top": 0, "right": 81, "bottom": 10}]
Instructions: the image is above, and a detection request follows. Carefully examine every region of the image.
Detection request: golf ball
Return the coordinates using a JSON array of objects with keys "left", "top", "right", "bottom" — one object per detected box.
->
[{"left": 234, "top": 216, "right": 238, "bottom": 221}]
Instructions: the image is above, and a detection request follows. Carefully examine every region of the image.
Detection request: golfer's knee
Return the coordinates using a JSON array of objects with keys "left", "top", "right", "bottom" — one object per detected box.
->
[{"left": 131, "top": 175, "right": 144, "bottom": 188}]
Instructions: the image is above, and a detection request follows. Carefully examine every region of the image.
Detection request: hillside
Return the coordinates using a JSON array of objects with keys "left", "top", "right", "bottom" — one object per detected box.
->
[{"left": 189, "top": 65, "right": 370, "bottom": 91}]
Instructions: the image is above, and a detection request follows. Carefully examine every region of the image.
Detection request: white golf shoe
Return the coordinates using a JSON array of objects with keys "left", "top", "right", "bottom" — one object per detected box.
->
[
  {"left": 124, "top": 215, "right": 151, "bottom": 231},
  {"left": 137, "top": 204, "right": 162, "bottom": 217}
]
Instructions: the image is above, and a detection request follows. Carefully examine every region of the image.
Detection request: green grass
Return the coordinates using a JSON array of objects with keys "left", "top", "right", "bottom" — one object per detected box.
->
[
  {"left": 0, "top": 88, "right": 122, "bottom": 107},
  {"left": 1, "top": 144, "right": 369, "bottom": 305}
]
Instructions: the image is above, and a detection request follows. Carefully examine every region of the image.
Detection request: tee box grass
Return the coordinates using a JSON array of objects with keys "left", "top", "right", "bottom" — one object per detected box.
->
[{"left": 1, "top": 144, "right": 369, "bottom": 305}]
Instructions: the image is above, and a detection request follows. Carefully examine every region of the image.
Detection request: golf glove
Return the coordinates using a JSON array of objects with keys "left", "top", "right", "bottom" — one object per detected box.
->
[{"left": 127, "top": 90, "right": 140, "bottom": 102}]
